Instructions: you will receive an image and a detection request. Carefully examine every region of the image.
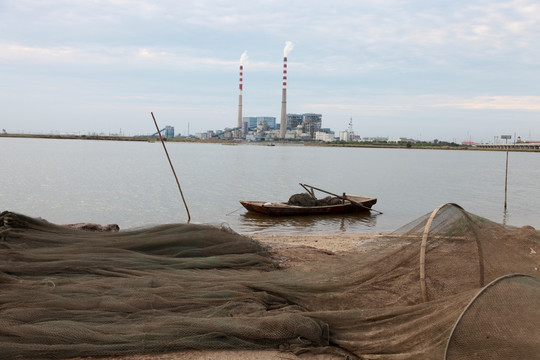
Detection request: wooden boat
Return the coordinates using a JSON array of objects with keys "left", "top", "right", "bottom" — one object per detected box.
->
[{"left": 239, "top": 183, "right": 378, "bottom": 216}]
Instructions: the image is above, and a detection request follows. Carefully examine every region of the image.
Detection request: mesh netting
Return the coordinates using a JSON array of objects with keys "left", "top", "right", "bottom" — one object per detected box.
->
[
  {"left": 445, "top": 274, "right": 540, "bottom": 360},
  {"left": 1, "top": 204, "right": 539, "bottom": 359}
]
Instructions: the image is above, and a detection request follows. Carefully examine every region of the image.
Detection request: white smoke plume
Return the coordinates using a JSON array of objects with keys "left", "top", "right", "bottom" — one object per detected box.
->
[
  {"left": 283, "top": 41, "right": 294, "bottom": 57},
  {"left": 240, "top": 51, "right": 248, "bottom": 65}
]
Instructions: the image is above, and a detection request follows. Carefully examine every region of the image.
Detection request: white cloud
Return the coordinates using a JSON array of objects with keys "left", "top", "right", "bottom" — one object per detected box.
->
[
  {"left": 303, "top": 95, "right": 540, "bottom": 115},
  {"left": 0, "top": 42, "right": 237, "bottom": 70},
  {"left": 4, "top": 0, "right": 539, "bottom": 69},
  {"left": 436, "top": 96, "right": 540, "bottom": 111}
]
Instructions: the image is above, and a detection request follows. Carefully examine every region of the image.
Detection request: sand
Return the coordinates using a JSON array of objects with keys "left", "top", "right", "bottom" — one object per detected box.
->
[{"left": 252, "top": 232, "right": 385, "bottom": 255}]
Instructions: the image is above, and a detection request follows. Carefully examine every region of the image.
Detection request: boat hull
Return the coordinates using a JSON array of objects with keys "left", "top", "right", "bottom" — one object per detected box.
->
[{"left": 239, "top": 196, "right": 377, "bottom": 216}]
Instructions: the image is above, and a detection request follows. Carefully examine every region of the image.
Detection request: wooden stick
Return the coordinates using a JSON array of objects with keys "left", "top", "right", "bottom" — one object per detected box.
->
[
  {"left": 300, "top": 183, "right": 317, "bottom": 199},
  {"left": 151, "top": 112, "right": 191, "bottom": 223},
  {"left": 504, "top": 151, "right": 509, "bottom": 209},
  {"left": 299, "top": 183, "right": 383, "bottom": 214}
]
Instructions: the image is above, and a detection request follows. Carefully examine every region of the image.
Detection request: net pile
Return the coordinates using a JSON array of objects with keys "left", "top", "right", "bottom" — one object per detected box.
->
[
  {"left": 288, "top": 193, "right": 343, "bottom": 206},
  {"left": 0, "top": 204, "right": 538, "bottom": 359}
]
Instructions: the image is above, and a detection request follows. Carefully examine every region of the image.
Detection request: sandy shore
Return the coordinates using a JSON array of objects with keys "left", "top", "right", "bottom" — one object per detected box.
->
[
  {"left": 251, "top": 232, "right": 386, "bottom": 253},
  {"left": 76, "top": 349, "right": 339, "bottom": 360},
  {"left": 68, "top": 232, "right": 386, "bottom": 360}
]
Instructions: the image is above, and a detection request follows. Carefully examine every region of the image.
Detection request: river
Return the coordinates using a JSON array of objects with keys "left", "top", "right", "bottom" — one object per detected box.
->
[{"left": 1, "top": 137, "right": 538, "bottom": 234}]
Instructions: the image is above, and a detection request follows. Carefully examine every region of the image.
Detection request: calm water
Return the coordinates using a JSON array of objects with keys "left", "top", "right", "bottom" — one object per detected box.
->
[{"left": 1, "top": 137, "right": 539, "bottom": 234}]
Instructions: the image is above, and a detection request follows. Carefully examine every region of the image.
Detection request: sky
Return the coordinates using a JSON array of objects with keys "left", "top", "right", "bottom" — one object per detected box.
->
[{"left": 1, "top": 0, "right": 539, "bottom": 143}]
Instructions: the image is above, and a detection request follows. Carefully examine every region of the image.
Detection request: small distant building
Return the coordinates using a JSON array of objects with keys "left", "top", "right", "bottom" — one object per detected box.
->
[
  {"left": 394, "top": 137, "right": 416, "bottom": 143},
  {"left": 195, "top": 132, "right": 208, "bottom": 140},
  {"left": 284, "top": 131, "right": 297, "bottom": 139},
  {"left": 265, "top": 129, "right": 280, "bottom": 139},
  {"left": 222, "top": 129, "right": 234, "bottom": 139},
  {"left": 315, "top": 131, "right": 336, "bottom": 142},
  {"left": 160, "top": 126, "right": 174, "bottom": 138},
  {"left": 339, "top": 130, "right": 354, "bottom": 142},
  {"left": 362, "top": 137, "right": 388, "bottom": 142}
]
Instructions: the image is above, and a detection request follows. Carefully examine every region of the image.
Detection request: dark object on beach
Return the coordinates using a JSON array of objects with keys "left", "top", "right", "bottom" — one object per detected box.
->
[
  {"left": 64, "top": 222, "right": 120, "bottom": 232},
  {"left": 240, "top": 183, "right": 378, "bottom": 216}
]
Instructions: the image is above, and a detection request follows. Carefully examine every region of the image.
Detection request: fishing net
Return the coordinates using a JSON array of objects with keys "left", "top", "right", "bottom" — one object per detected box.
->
[
  {"left": 0, "top": 204, "right": 539, "bottom": 360},
  {"left": 288, "top": 193, "right": 343, "bottom": 206},
  {"left": 445, "top": 274, "right": 540, "bottom": 360}
]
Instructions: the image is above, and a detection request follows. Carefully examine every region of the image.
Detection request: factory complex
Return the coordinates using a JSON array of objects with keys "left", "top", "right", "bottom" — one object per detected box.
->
[
  {"left": 194, "top": 113, "right": 357, "bottom": 142},
  {"left": 165, "top": 42, "right": 388, "bottom": 143},
  {"left": 195, "top": 115, "right": 387, "bottom": 143}
]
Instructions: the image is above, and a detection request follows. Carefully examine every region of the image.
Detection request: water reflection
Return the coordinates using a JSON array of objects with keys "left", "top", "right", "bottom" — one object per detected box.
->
[{"left": 238, "top": 211, "right": 378, "bottom": 234}]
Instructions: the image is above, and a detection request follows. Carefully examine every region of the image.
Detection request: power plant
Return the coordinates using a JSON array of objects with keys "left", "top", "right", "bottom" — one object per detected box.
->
[
  {"left": 150, "top": 43, "right": 352, "bottom": 141},
  {"left": 146, "top": 44, "right": 351, "bottom": 142},
  {"left": 187, "top": 42, "right": 332, "bottom": 141},
  {"left": 233, "top": 44, "right": 297, "bottom": 140}
]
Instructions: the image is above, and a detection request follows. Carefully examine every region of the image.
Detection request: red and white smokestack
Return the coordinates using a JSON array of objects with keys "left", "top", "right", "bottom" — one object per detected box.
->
[
  {"left": 239, "top": 65, "right": 243, "bottom": 92},
  {"left": 279, "top": 57, "right": 287, "bottom": 139},
  {"left": 282, "top": 57, "right": 287, "bottom": 88},
  {"left": 237, "top": 65, "right": 243, "bottom": 129}
]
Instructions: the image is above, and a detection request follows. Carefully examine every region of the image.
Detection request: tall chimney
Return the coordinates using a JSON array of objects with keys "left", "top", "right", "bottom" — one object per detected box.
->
[
  {"left": 237, "top": 65, "right": 243, "bottom": 130},
  {"left": 279, "top": 57, "right": 287, "bottom": 139}
]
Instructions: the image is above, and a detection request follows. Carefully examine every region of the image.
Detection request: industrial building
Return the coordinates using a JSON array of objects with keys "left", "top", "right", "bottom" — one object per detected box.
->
[
  {"left": 302, "top": 113, "right": 322, "bottom": 137},
  {"left": 151, "top": 125, "right": 175, "bottom": 138},
  {"left": 243, "top": 117, "right": 277, "bottom": 130},
  {"left": 163, "top": 126, "right": 175, "bottom": 138},
  {"left": 285, "top": 114, "right": 303, "bottom": 129},
  {"left": 315, "top": 131, "right": 336, "bottom": 142},
  {"left": 285, "top": 113, "right": 322, "bottom": 133}
]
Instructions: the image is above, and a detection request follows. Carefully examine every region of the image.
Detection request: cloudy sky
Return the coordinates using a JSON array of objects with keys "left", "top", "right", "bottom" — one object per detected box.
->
[{"left": 1, "top": 0, "right": 539, "bottom": 142}]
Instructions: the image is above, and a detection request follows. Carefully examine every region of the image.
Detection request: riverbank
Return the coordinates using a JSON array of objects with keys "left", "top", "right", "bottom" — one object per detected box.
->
[
  {"left": 6, "top": 205, "right": 538, "bottom": 360},
  {"left": 2, "top": 133, "right": 538, "bottom": 152}
]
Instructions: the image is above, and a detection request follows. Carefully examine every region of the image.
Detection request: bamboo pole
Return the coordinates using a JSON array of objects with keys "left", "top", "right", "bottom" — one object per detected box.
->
[
  {"left": 299, "top": 183, "right": 383, "bottom": 214},
  {"left": 504, "top": 151, "right": 509, "bottom": 209},
  {"left": 151, "top": 112, "right": 191, "bottom": 223},
  {"left": 419, "top": 204, "right": 445, "bottom": 302},
  {"left": 419, "top": 203, "right": 484, "bottom": 302}
]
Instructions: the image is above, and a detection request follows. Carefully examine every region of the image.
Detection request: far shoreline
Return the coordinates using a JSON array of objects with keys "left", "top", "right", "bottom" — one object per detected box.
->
[{"left": 1, "top": 133, "right": 538, "bottom": 152}]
